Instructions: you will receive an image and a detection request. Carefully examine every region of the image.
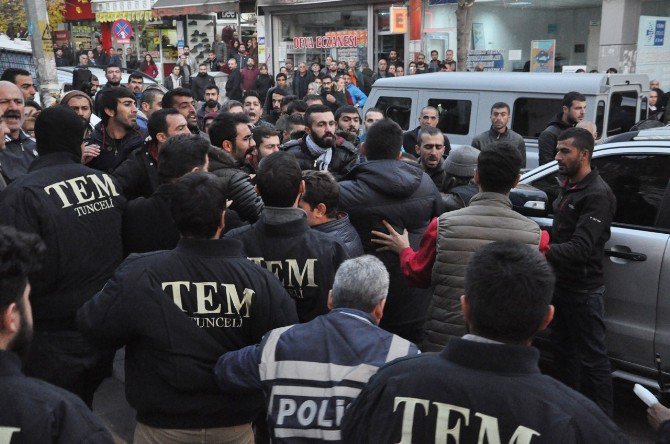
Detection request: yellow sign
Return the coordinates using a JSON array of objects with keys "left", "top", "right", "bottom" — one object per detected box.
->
[{"left": 390, "top": 8, "right": 408, "bottom": 34}]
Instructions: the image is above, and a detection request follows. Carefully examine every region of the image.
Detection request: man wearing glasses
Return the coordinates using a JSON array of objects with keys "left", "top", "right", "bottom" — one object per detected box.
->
[{"left": 472, "top": 102, "right": 526, "bottom": 168}]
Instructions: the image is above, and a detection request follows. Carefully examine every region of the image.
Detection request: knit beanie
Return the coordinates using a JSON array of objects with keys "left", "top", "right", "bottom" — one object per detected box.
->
[
  {"left": 444, "top": 145, "right": 480, "bottom": 177},
  {"left": 61, "top": 90, "right": 93, "bottom": 109},
  {"left": 34, "top": 105, "right": 85, "bottom": 157}
]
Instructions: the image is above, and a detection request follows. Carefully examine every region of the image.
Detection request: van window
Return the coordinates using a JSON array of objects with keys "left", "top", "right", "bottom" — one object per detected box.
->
[
  {"left": 607, "top": 91, "right": 638, "bottom": 136},
  {"left": 427, "top": 99, "right": 472, "bottom": 135},
  {"left": 512, "top": 98, "right": 562, "bottom": 138},
  {"left": 374, "top": 96, "right": 412, "bottom": 130},
  {"left": 595, "top": 100, "right": 605, "bottom": 139}
]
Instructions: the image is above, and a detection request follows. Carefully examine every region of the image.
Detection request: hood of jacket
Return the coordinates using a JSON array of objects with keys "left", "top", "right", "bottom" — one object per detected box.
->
[
  {"left": 547, "top": 112, "right": 573, "bottom": 130},
  {"left": 348, "top": 159, "right": 423, "bottom": 199},
  {"left": 208, "top": 145, "right": 238, "bottom": 171}
]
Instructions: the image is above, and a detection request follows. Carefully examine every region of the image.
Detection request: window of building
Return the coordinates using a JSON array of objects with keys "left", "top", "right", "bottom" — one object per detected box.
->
[
  {"left": 374, "top": 96, "right": 412, "bottom": 130},
  {"left": 512, "top": 98, "right": 562, "bottom": 138},
  {"left": 607, "top": 91, "right": 638, "bottom": 136},
  {"left": 427, "top": 98, "right": 472, "bottom": 135}
]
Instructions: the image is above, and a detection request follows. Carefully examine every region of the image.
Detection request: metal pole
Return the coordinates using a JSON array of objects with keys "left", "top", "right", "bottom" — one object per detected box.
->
[
  {"left": 24, "top": 0, "right": 59, "bottom": 106},
  {"left": 158, "top": 30, "right": 164, "bottom": 84}
]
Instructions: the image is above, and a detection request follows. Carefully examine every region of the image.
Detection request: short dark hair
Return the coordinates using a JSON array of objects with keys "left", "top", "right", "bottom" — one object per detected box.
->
[
  {"left": 335, "top": 105, "right": 358, "bottom": 120},
  {"left": 205, "top": 84, "right": 220, "bottom": 94},
  {"left": 275, "top": 73, "right": 287, "bottom": 81},
  {"left": 287, "top": 100, "right": 308, "bottom": 115},
  {"left": 223, "top": 100, "right": 243, "bottom": 111},
  {"left": 199, "top": 63, "right": 208, "bottom": 69},
  {"left": 208, "top": 111, "right": 251, "bottom": 148},
  {"left": 105, "top": 63, "right": 121, "bottom": 73},
  {"left": 242, "top": 89, "right": 261, "bottom": 102},
  {"left": 170, "top": 173, "right": 228, "bottom": 239},
  {"left": 281, "top": 95, "right": 298, "bottom": 108},
  {"left": 0, "top": 226, "right": 44, "bottom": 313},
  {"left": 252, "top": 125, "right": 280, "bottom": 147},
  {"left": 161, "top": 87, "right": 193, "bottom": 108},
  {"left": 128, "top": 72, "right": 144, "bottom": 83},
  {"left": 557, "top": 127, "right": 595, "bottom": 159},
  {"left": 100, "top": 87, "right": 136, "bottom": 124},
  {"left": 302, "top": 170, "right": 339, "bottom": 218},
  {"left": 562, "top": 91, "right": 586, "bottom": 108},
  {"left": 24, "top": 100, "right": 42, "bottom": 111},
  {"left": 465, "top": 241, "right": 555, "bottom": 342},
  {"left": 304, "top": 104, "right": 333, "bottom": 127},
  {"left": 256, "top": 151, "right": 302, "bottom": 207},
  {"left": 272, "top": 87, "right": 287, "bottom": 97},
  {"left": 0, "top": 68, "right": 31, "bottom": 83},
  {"left": 158, "top": 134, "right": 209, "bottom": 183},
  {"left": 364, "top": 107, "right": 384, "bottom": 119},
  {"left": 148, "top": 108, "right": 181, "bottom": 141},
  {"left": 417, "top": 125, "right": 442, "bottom": 145},
  {"left": 303, "top": 94, "right": 323, "bottom": 104},
  {"left": 365, "top": 119, "right": 402, "bottom": 160},
  {"left": 476, "top": 142, "right": 522, "bottom": 193},
  {"left": 140, "top": 88, "right": 163, "bottom": 107},
  {"left": 490, "top": 102, "right": 510, "bottom": 114}
]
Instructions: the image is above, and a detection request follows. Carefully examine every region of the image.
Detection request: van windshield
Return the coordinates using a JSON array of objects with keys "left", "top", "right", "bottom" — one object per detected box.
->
[{"left": 512, "top": 98, "right": 562, "bottom": 138}]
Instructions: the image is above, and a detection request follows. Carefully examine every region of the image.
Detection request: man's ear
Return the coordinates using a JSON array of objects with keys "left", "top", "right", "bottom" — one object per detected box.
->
[
  {"left": 327, "top": 290, "right": 334, "bottom": 310},
  {"left": 414, "top": 144, "right": 421, "bottom": 156},
  {"left": 218, "top": 210, "right": 226, "bottom": 233},
  {"left": 141, "top": 102, "right": 150, "bottom": 113},
  {"left": 316, "top": 202, "right": 327, "bottom": 217},
  {"left": 155, "top": 132, "right": 168, "bottom": 144},
  {"left": 396, "top": 151, "right": 403, "bottom": 160},
  {"left": 104, "top": 107, "right": 115, "bottom": 119},
  {"left": 299, "top": 180, "right": 306, "bottom": 195},
  {"left": 473, "top": 168, "right": 480, "bottom": 185},
  {"left": 0, "top": 303, "right": 20, "bottom": 335},
  {"left": 460, "top": 295, "right": 471, "bottom": 324},
  {"left": 222, "top": 140, "right": 233, "bottom": 154},
  {"left": 539, "top": 305, "right": 555, "bottom": 332},
  {"left": 359, "top": 142, "right": 366, "bottom": 156}
]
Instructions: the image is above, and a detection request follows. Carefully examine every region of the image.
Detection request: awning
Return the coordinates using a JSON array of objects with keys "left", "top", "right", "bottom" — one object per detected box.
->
[
  {"left": 95, "top": 10, "right": 154, "bottom": 22},
  {"left": 152, "top": 0, "right": 238, "bottom": 17}
]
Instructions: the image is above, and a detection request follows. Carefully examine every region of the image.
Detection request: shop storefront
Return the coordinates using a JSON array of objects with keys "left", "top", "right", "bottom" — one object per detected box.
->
[{"left": 258, "top": 0, "right": 408, "bottom": 74}]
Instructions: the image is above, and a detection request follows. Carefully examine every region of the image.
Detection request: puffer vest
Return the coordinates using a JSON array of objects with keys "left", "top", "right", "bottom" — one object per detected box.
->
[{"left": 423, "top": 192, "right": 541, "bottom": 351}]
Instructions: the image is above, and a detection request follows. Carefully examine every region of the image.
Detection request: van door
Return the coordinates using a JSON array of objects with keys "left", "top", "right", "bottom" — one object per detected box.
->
[
  {"left": 418, "top": 90, "right": 479, "bottom": 146},
  {"left": 605, "top": 85, "right": 643, "bottom": 137},
  {"left": 366, "top": 89, "right": 418, "bottom": 132}
]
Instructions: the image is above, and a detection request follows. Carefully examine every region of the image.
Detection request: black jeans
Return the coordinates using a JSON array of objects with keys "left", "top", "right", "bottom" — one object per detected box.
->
[
  {"left": 550, "top": 286, "right": 613, "bottom": 417},
  {"left": 23, "top": 330, "right": 115, "bottom": 407}
]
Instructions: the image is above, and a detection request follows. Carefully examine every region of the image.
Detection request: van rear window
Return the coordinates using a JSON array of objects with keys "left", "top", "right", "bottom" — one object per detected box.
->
[
  {"left": 607, "top": 91, "right": 638, "bottom": 136},
  {"left": 427, "top": 99, "right": 472, "bottom": 135},
  {"left": 374, "top": 96, "right": 412, "bottom": 130},
  {"left": 512, "top": 98, "right": 562, "bottom": 138}
]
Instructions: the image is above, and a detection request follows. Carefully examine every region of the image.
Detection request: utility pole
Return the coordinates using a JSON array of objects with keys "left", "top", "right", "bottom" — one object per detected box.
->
[{"left": 24, "top": 0, "right": 59, "bottom": 107}]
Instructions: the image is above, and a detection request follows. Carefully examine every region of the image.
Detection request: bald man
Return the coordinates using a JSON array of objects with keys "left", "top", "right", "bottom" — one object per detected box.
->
[{"left": 0, "top": 81, "right": 37, "bottom": 183}]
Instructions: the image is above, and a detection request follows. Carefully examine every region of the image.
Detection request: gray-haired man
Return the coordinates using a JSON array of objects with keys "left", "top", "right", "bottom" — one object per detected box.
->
[{"left": 214, "top": 255, "right": 420, "bottom": 442}]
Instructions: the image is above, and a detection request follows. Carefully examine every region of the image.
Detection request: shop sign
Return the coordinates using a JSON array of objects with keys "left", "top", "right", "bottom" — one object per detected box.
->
[
  {"left": 293, "top": 34, "right": 357, "bottom": 49},
  {"left": 54, "top": 30, "right": 70, "bottom": 46},
  {"left": 428, "top": 0, "right": 458, "bottom": 4},
  {"left": 65, "top": 0, "right": 95, "bottom": 21},
  {"left": 466, "top": 49, "right": 504, "bottom": 71},
  {"left": 218, "top": 11, "right": 237, "bottom": 19},
  {"left": 72, "top": 25, "right": 95, "bottom": 38},
  {"left": 92, "top": 0, "right": 152, "bottom": 13},
  {"left": 113, "top": 19, "right": 133, "bottom": 44},
  {"left": 390, "top": 8, "right": 407, "bottom": 34},
  {"left": 530, "top": 39, "right": 555, "bottom": 73}
]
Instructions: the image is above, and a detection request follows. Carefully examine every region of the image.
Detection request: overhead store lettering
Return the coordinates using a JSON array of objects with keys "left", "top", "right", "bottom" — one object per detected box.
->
[{"left": 293, "top": 35, "right": 358, "bottom": 49}]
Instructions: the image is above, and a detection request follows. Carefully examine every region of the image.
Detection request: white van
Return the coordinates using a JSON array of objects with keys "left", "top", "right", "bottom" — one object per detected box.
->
[{"left": 364, "top": 72, "right": 650, "bottom": 169}]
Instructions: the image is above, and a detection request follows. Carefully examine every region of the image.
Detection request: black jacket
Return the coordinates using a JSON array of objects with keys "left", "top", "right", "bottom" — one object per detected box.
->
[
  {"left": 77, "top": 237, "right": 299, "bottom": 429},
  {"left": 122, "top": 183, "right": 178, "bottom": 256},
  {"left": 313, "top": 213, "right": 364, "bottom": 258},
  {"left": 112, "top": 143, "right": 159, "bottom": 200},
  {"left": 320, "top": 89, "right": 347, "bottom": 113},
  {"left": 402, "top": 126, "right": 451, "bottom": 157},
  {"left": 341, "top": 337, "right": 628, "bottom": 443},
  {"left": 0, "top": 130, "right": 38, "bottom": 183},
  {"left": 292, "top": 71, "right": 314, "bottom": 99},
  {"left": 191, "top": 73, "right": 216, "bottom": 102},
  {"left": 0, "top": 152, "right": 125, "bottom": 329},
  {"left": 225, "top": 69, "right": 243, "bottom": 101},
  {"left": 546, "top": 169, "right": 616, "bottom": 291},
  {"left": 0, "top": 350, "right": 114, "bottom": 443},
  {"left": 255, "top": 74, "right": 274, "bottom": 104},
  {"left": 538, "top": 113, "right": 573, "bottom": 165},
  {"left": 226, "top": 207, "right": 349, "bottom": 323},
  {"left": 339, "top": 160, "right": 442, "bottom": 342},
  {"left": 88, "top": 122, "right": 146, "bottom": 173},
  {"left": 282, "top": 135, "right": 358, "bottom": 180}
]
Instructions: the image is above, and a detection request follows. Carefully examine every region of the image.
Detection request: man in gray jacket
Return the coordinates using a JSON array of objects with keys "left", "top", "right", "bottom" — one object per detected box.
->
[{"left": 471, "top": 102, "right": 526, "bottom": 168}]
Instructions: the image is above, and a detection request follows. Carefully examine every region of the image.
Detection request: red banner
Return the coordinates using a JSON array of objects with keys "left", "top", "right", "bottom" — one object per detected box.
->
[
  {"left": 54, "top": 30, "right": 70, "bottom": 46},
  {"left": 65, "top": 0, "right": 95, "bottom": 21}
]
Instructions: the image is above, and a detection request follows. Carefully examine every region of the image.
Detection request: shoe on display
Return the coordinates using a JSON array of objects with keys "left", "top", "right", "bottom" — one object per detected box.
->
[
  {"left": 201, "top": 37, "right": 209, "bottom": 43},
  {"left": 191, "top": 30, "right": 199, "bottom": 36},
  {"left": 190, "top": 38, "right": 198, "bottom": 43},
  {"left": 205, "top": 21, "right": 215, "bottom": 26},
  {"left": 188, "top": 20, "right": 197, "bottom": 25}
]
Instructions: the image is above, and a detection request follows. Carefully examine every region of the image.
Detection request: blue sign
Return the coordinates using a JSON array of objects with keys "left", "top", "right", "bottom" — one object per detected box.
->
[
  {"left": 428, "top": 0, "right": 457, "bottom": 4},
  {"left": 654, "top": 20, "right": 665, "bottom": 46},
  {"left": 113, "top": 20, "right": 132, "bottom": 41}
]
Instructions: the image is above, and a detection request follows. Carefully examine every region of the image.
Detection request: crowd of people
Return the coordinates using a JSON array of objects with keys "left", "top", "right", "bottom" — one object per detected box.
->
[{"left": 0, "top": 41, "right": 669, "bottom": 443}]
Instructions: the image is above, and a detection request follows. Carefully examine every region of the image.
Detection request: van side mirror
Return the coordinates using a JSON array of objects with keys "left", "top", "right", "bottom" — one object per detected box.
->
[{"left": 510, "top": 185, "right": 549, "bottom": 217}]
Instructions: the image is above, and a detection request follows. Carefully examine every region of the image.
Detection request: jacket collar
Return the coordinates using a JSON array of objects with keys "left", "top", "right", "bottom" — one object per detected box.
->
[
  {"left": 331, "top": 307, "right": 376, "bottom": 325},
  {"left": 488, "top": 126, "right": 509, "bottom": 138},
  {"left": 0, "top": 350, "right": 23, "bottom": 377},
  {"left": 175, "top": 237, "right": 245, "bottom": 257},
  {"left": 442, "top": 337, "right": 541, "bottom": 374},
  {"left": 562, "top": 169, "right": 600, "bottom": 191},
  {"left": 468, "top": 191, "right": 512, "bottom": 208},
  {"left": 257, "top": 207, "right": 309, "bottom": 235},
  {"left": 28, "top": 151, "right": 81, "bottom": 172}
]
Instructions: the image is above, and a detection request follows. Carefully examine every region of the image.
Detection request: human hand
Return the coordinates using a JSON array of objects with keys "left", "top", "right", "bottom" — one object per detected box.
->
[
  {"left": 371, "top": 220, "right": 410, "bottom": 255},
  {"left": 82, "top": 143, "right": 101, "bottom": 164},
  {"left": 648, "top": 403, "right": 670, "bottom": 431}
]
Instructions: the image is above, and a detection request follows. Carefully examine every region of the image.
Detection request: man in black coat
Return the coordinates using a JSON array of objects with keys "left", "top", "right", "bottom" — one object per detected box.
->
[
  {"left": 341, "top": 242, "right": 628, "bottom": 443},
  {"left": 339, "top": 119, "right": 442, "bottom": 343},
  {"left": 402, "top": 106, "right": 451, "bottom": 157},
  {"left": 79, "top": 172, "right": 298, "bottom": 441},
  {"left": 0, "top": 106, "right": 126, "bottom": 406},
  {"left": 191, "top": 63, "right": 216, "bottom": 103},
  {"left": 0, "top": 226, "right": 114, "bottom": 443},
  {"left": 538, "top": 91, "right": 586, "bottom": 165},
  {"left": 225, "top": 58, "right": 243, "bottom": 102},
  {"left": 227, "top": 152, "right": 349, "bottom": 322}
]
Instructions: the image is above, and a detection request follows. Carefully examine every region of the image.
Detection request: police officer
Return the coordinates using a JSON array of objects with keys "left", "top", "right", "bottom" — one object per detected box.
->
[
  {"left": 78, "top": 172, "right": 299, "bottom": 442},
  {"left": 0, "top": 106, "right": 126, "bottom": 406}
]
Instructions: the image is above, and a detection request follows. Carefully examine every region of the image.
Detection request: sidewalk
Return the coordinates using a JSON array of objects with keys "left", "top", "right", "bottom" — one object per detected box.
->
[{"left": 92, "top": 350, "right": 136, "bottom": 443}]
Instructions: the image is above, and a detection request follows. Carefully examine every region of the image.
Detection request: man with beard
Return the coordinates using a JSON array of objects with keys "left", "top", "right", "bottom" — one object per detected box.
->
[
  {"left": 336, "top": 105, "right": 361, "bottom": 146},
  {"left": 87, "top": 87, "right": 145, "bottom": 172},
  {"left": 225, "top": 58, "right": 244, "bottom": 102},
  {"left": 372, "top": 59, "right": 393, "bottom": 83},
  {"left": 326, "top": 60, "right": 339, "bottom": 80},
  {"left": 263, "top": 76, "right": 287, "bottom": 121},
  {"left": 182, "top": 45, "right": 198, "bottom": 74},
  {"left": 113, "top": 108, "right": 191, "bottom": 200},
  {"left": 538, "top": 91, "right": 586, "bottom": 165},
  {"left": 428, "top": 50, "right": 441, "bottom": 72},
  {"left": 209, "top": 111, "right": 255, "bottom": 168},
  {"left": 0, "top": 81, "right": 38, "bottom": 183},
  {"left": 472, "top": 102, "right": 526, "bottom": 168},
  {"left": 177, "top": 54, "right": 193, "bottom": 87},
  {"left": 61, "top": 90, "right": 97, "bottom": 139},
  {"left": 240, "top": 58, "right": 260, "bottom": 93},
  {"left": 162, "top": 87, "right": 208, "bottom": 140},
  {"left": 244, "top": 126, "right": 281, "bottom": 174},
  {"left": 342, "top": 73, "right": 367, "bottom": 109},
  {"left": 94, "top": 63, "right": 122, "bottom": 115},
  {"left": 0, "top": 68, "right": 36, "bottom": 102},
  {"left": 403, "top": 106, "right": 451, "bottom": 158},
  {"left": 191, "top": 63, "right": 216, "bottom": 102},
  {"left": 320, "top": 76, "right": 346, "bottom": 114},
  {"left": 243, "top": 90, "right": 273, "bottom": 129},
  {"left": 282, "top": 104, "right": 358, "bottom": 180},
  {"left": 388, "top": 50, "right": 403, "bottom": 67},
  {"left": 284, "top": 59, "right": 295, "bottom": 89},
  {"left": 196, "top": 85, "right": 221, "bottom": 130},
  {"left": 415, "top": 53, "right": 428, "bottom": 74},
  {"left": 0, "top": 106, "right": 126, "bottom": 407},
  {"left": 127, "top": 72, "right": 144, "bottom": 105},
  {"left": 360, "top": 107, "right": 384, "bottom": 143},
  {"left": 0, "top": 226, "right": 115, "bottom": 442}
]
